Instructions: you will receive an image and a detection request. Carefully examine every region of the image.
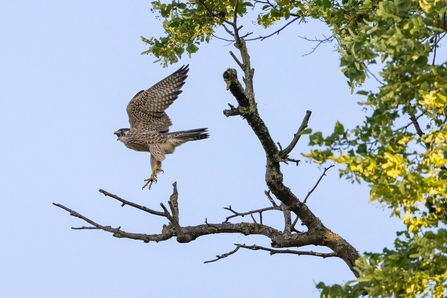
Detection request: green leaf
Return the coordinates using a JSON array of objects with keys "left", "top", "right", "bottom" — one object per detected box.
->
[
  {"left": 334, "top": 121, "right": 345, "bottom": 135},
  {"left": 186, "top": 43, "right": 198, "bottom": 54},
  {"left": 299, "top": 128, "right": 312, "bottom": 135}
]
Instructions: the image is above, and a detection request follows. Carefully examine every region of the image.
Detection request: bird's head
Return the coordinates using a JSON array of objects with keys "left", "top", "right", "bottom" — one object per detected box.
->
[{"left": 114, "top": 128, "right": 130, "bottom": 141}]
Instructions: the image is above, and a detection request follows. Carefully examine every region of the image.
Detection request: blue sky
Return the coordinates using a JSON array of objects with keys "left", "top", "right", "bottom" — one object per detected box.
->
[{"left": 1, "top": 1, "right": 403, "bottom": 297}]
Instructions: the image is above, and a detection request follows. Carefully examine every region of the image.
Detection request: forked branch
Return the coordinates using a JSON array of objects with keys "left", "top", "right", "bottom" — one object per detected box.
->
[{"left": 204, "top": 243, "right": 337, "bottom": 263}]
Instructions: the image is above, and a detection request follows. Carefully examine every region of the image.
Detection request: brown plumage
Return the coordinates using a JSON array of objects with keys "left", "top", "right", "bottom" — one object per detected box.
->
[{"left": 114, "top": 65, "right": 209, "bottom": 189}]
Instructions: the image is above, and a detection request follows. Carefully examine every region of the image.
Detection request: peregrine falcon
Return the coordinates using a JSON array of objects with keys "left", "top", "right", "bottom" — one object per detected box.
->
[{"left": 114, "top": 65, "right": 209, "bottom": 189}]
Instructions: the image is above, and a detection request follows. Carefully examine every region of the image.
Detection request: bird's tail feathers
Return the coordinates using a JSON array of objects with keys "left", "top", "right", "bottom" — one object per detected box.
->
[{"left": 168, "top": 128, "right": 209, "bottom": 141}]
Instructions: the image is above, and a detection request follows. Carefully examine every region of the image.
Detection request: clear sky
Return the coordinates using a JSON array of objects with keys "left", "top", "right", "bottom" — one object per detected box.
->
[{"left": 1, "top": 1, "right": 403, "bottom": 297}]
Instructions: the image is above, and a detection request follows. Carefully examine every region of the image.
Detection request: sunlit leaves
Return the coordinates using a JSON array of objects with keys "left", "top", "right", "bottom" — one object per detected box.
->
[
  {"left": 304, "top": 0, "right": 447, "bottom": 295},
  {"left": 319, "top": 230, "right": 447, "bottom": 296},
  {"left": 143, "top": 0, "right": 241, "bottom": 66}
]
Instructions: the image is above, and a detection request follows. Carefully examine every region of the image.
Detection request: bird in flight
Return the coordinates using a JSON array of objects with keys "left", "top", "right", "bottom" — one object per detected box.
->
[{"left": 114, "top": 65, "right": 209, "bottom": 189}]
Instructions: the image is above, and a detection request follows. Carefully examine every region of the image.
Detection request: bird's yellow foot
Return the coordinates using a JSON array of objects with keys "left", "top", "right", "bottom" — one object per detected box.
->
[{"left": 142, "top": 161, "right": 164, "bottom": 190}]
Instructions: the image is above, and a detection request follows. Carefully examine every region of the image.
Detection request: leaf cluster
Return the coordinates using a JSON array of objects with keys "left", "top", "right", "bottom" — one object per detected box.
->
[{"left": 305, "top": 0, "right": 447, "bottom": 295}]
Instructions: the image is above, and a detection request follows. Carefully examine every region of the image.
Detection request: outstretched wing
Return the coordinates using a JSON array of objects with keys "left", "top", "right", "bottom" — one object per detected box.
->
[{"left": 126, "top": 65, "right": 189, "bottom": 132}]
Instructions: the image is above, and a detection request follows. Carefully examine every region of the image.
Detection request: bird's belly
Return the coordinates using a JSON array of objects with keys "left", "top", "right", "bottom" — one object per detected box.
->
[{"left": 161, "top": 143, "right": 175, "bottom": 154}]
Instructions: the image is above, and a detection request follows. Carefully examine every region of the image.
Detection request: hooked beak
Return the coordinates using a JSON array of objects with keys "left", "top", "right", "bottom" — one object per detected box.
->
[{"left": 114, "top": 131, "right": 120, "bottom": 141}]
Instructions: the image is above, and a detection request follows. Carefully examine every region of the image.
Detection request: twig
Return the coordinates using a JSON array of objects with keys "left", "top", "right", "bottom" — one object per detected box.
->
[
  {"left": 410, "top": 114, "right": 424, "bottom": 138},
  {"left": 245, "top": 17, "right": 301, "bottom": 41},
  {"left": 211, "top": 33, "right": 235, "bottom": 43},
  {"left": 291, "top": 216, "right": 300, "bottom": 231},
  {"left": 395, "top": 113, "right": 424, "bottom": 132},
  {"left": 52, "top": 203, "right": 153, "bottom": 242},
  {"left": 251, "top": 213, "right": 258, "bottom": 224},
  {"left": 229, "top": 51, "right": 244, "bottom": 70},
  {"left": 366, "top": 69, "right": 385, "bottom": 86},
  {"left": 281, "top": 110, "right": 312, "bottom": 157},
  {"left": 238, "top": 244, "right": 338, "bottom": 258},
  {"left": 277, "top": 142, "right": 283, "bottom": 152},
  {"left": 410, "top": 113, "right": 430, "bottom": 149},
  {"left": 99, "top": 189, "right": 165, "bottom": 217},
  {"left": 303, "top": 165, "right": 334, "bottom": 204},
  {"left": 299, "top": 34, "right": 335, "bottom": 56},
  {"left": 222, "top": 23, "right": 235, "bottom": 37},
  {"left": 223, "top": 103, "right": 241, "bottom": 116},
  {"left": 264, "top": 190, "right": 278, "bottom": 207},
  {"left": 72, "top": 226, "right": 100, "bottom": 230},
  {"left": 282, "top": 158, "right": 300, "bottom": 165},
  {"left": 224, "top": 205, "right": 280, "bottom": 223},
  {"left": 204, "top": 245, "right": 241, "bottom": 263}
]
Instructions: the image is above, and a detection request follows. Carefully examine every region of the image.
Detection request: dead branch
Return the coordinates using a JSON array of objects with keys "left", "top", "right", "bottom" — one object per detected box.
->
[
  {"left": 282, "top": 157, "right": 301, "bottom": 165},
  {"left": 237, "top": 244, "right": 338, "bottom": 258},
  {"left": 223, "top": 103, "right": 241, "bottom": 117},
  {"left": 291, "top": 215, "right": 300, "bottom": 232},
  {"left": 264, "top": 190, "right": 278, "bottom": 207},
  {"left": 99, "top": 188, "right": 165, "bottom": 217},
  {"left": 224, "top": 205, "right": 281, "bottom": 223},
  {"left": 205, "top": 243, "right": 337, "bottom": 264},
  {"left": 53, "top": 203, "right": 160, "bottom": 243},
  {"left": 204, "top": 245, "right": 241, "bottom": 263},
  {"left": 55, "top": 199, "right": 285, "bottom": 244},
  {"left": 303, "top": 165, "right": 335, "bottom": 204}
]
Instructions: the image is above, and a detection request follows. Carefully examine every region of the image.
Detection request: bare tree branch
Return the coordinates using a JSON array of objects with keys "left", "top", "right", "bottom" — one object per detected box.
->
[
  {"left": 223, "top": 103, "right": 241, "bottom": 117},
  {"left": 99, "top": 188, "right": 165, "bottom": 217},
  {"left": 264, "top": 190, "right": 278, "bottom": 207},
  {"left": 366, "top": 69, "right": 385, "bottom": 86},
  {"left": 53, "top": 203, "right": 158, "bottom": 243},
  {"left": 224, "top": 205, "right": 281, "bottom": 223},
  {"left": 229, "top": 50, "right": 244, "bottom": 70},
  {"left": 281, "top": 110, "right": 312, "bottom": 157},
  {"left": 282, "top": 158, "right": 301, "bottom": 165},
  {"left": 303, "top": 165, "right": 335, "bottom": 204},
  {"left": 410, "top": 113, "right": 425, "bottom": 139},
  {"left": 299, "top": 34, "right": 335, "bottom": 56},
  {"left": 205, "top": 243, "right": 337, "bottom": 264},
  {"left": 237, "top": 244, "right": 338, "bottom": 258},
  {"left": 204, "top": 245, "right": 241, "bottom": 263},
  {"left": 55, "top": 198, "right": 286, "bottom": 244},
  {"left": 245, "top": 17, "right": 301, "bottom": 42},
  {"left": 222, "top": 40, "right": 361, "bottom": 277},
  {"left": 291, "top": 215, "right": 300, "bottom": 232},
  {"left": 410, "top": 113, "right": 430, "bottom": 149}
]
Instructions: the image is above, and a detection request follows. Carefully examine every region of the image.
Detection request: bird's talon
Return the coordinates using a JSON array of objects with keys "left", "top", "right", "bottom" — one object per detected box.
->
[{"left": 142, "top": 177, "right": 157, "bottom": 190}]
